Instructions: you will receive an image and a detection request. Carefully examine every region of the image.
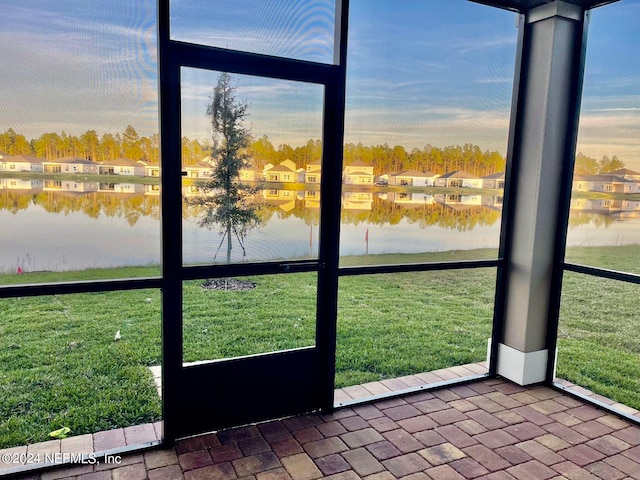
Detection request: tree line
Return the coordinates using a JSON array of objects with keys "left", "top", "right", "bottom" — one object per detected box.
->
[
  {"left": 2, "top": 126, "right": 627, "bottom": 178},
  {"left": 574, "top": 152, "right": 626, "bottom": 175},
  {"left": 2, "top": 127, "right": 508, "bottom": 176}
]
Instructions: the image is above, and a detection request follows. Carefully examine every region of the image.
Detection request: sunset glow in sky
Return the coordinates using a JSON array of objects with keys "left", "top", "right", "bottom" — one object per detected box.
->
[{"left": 0, "top": 0, "right": 638, "bottom": 166}]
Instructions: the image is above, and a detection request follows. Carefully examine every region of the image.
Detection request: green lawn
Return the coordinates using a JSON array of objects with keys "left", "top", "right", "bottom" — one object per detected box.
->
[
  {"left": 557, "top": 245, "right": 640, "bottom": 409},
  {"left": 0, "top": 246, "right": 638, "bottom": 448}
]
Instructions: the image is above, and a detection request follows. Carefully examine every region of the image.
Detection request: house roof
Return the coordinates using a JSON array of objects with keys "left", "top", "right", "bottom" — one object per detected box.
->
[
  {"left": 577, "top": 174, "right": 635, "bottom": 183},
  {"left": 391, "top": 170, "right": 437, "bottom": 177},
  {"left": 3, "top": 154, "right": 43, "bottom": 164},
  {"left": 482, "top": 172, "right": 506, "bottom": 180},
  {"left": 104, "top": 158, "right": 142, "bottom": 167},
  {"left": 45, "top": 156, "right": 96, "bottom": 165},
  {"left": 603, "top": 168, "right": 640, "bottom": 176},
  {"left": 185, "top": 162, "right": 211, "bottom": 170},
  {"left": 345, "top": 170, "right": 374, "bottom": 176},
  {"left": 439, "top": 170, "right": 479, "bottom": 179},
  {"left": 266, "top": 165, "right": 295, "bottom": 173}
]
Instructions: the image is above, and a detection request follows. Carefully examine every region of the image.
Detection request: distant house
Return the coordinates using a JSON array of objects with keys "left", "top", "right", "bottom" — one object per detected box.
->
[
  {"left": 572, "top": 175, "right": 596, "bottom": 192},
  {"left": 192, "top": 155, "right": 259, "bottom": 182},
  {"left": 0, "top": 154, "right": 44, "bottom": 173},
  {"left": 42, "top": 157, "right": 99, "bottom": 174},
  {"left": 388, "top": 170, "right": 439, "bottom": 187},
  {"left": 99, "top": 158, "right": 146, "bottom": 176},
  {"left": 139, "top": 162, "right": 160, "bottom": 177},
  {"left": 343, "top": 161, "right": 374, "bottom": 185},
  {"left": 263, "top": 160, "right": 298, "bottom": 183},
  {"left": 240, "top": 167, "right": 260, "bottom": 182},
  {"left": 305, "top": 159, "right": 322, "bottom": 184},
  {"left": 574, "top": 174, "right": 639, "bottom": 193},
  {"left": 482, "top": 172, "right": 506, "bottom": 189},
  {"left": 434, "top": 170, "right": 482, "bottom": 188},
  {"left": 184, "top": 162, "right": 213, "bottom": 179},
  {"left": 602, "top": 168, "right": 640, "bottom": 182}
]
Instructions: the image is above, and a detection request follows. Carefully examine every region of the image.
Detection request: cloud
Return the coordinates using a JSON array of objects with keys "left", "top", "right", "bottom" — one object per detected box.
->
[
  {"left": 577, "top": 109, "right": 640, "bottom": 167},
  {"left": 344, "top": 106, "right": 511, "bottom": 152}
]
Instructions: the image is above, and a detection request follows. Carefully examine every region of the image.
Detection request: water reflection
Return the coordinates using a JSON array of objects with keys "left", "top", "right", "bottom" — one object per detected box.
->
[{"left": 1, "top": 178, "right": 640, "bottom": 272}]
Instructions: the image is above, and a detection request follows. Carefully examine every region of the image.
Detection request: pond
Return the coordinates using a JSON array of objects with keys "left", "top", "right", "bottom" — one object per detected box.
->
[{"left": 1, "top": 178, "right": 639, "bottom": 275}]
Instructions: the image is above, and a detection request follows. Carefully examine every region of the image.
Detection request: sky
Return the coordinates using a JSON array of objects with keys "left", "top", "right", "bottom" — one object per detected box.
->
[{"left": 0, "top": 0, "right": 638, "bottom": 166}]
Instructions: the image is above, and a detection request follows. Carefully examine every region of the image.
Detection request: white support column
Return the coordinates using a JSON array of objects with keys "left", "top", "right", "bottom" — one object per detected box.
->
[{"left": 498, "top": 1, "right": 586, "bottom": 385}]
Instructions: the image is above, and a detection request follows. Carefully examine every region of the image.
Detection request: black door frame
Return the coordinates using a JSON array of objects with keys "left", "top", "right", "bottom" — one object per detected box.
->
[{"left": 157, "top": 0, "right": 351, "bottom": 441}]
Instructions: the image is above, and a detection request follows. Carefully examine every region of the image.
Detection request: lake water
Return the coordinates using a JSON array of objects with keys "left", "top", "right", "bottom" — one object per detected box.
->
[{"left": 1, "top": 179, "right": 639, "bottom": 274}]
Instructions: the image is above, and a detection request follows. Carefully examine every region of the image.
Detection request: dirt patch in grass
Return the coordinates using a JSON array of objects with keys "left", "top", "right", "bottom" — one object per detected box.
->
[{"left": 201, "top": 278, "right": 256, "bottom": 290}]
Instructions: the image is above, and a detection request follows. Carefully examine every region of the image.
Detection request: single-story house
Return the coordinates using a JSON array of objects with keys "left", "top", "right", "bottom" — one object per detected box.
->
[
  {"left": 602, "top": 168, "right": 640, "bottom": 182},
  {"left": 139, "top": 162, "right": 160, "bottom": 177},
  {"left": 42, "top": 157, "right": 99, "bottom": 175},
  {"left": 388, "top": 170, "right": 439, "bottom": 187},
  {"left": 99, "top": 158, "right": 146, "bottom": 176},
  {"left": 573, "top": 174, "right": 639, "bottom": 193},
  {"left": 0, "top": 154, "right": 44, "bottom": 173},
  {"left": 343, "top": 161, "right": 374, "bottom": 185},
  {"left": 184, "top": 162, "right": 213, "bottom": 178},
  {"left": 434, "top": 170, "right": 483, "bottom": 188},
  {"left": 482, "top": 172, "right": 506, "bottom": 189}
]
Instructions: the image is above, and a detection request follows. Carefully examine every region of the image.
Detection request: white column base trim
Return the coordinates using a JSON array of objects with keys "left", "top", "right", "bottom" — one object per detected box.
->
[{"left": 496, "top": 343, "right": 548, "bottom": 386}]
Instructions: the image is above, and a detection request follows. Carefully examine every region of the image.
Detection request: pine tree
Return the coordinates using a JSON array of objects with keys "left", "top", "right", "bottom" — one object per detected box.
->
[{"left": 188, "top": 72, "right": 260, "bottom": 265}]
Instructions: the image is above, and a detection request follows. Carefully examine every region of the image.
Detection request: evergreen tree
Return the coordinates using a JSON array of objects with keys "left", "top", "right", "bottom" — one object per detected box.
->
[{"left": 188, "top": 72, "right": 260, "bottom": 264}]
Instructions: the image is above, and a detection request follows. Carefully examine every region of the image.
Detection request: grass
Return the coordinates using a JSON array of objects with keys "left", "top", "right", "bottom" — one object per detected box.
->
[
  {"left": 0, "top": 245, "right": 639, "bottom": 448},
  {"left": 556, "top": 244, "right": 640, "bottom": 409},
  {"left": 336, "top": 269, "right": 495, "bottom": 386},
  {"left": 0, "top": 266, "right": 161, "bottom": 285},
  {"left": 0, "top": 289, "right": 162, "bottom": 448}
]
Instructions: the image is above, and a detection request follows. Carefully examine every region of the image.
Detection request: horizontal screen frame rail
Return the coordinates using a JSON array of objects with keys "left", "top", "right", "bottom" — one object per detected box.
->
[
  {"left": 338, "top": 258, "right": 502, "bottom": 277},
  {"left": 563, "top": 262, "right": 640, "bottom": 285},
  {"left": 0, "top": 277, "right": 162, "bottom": 299},
  {"left": 181, "top": 260, "right": 321, "bottom": 281}
]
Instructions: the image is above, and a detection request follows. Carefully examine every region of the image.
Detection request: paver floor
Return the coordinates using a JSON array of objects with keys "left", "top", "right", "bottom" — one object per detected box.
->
[{"left": 5, "top": 375, "right": 640, "bottom": 479}]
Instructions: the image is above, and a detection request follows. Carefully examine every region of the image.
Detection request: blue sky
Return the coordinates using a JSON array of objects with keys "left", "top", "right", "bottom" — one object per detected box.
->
[{"left": 0, "top": 0, "right": 638, "bottom": 166}]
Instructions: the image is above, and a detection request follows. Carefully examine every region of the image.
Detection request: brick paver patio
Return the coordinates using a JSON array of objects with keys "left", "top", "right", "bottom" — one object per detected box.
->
[{"left": 3, "top": 366, "right": 640, "bottom": 479}]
